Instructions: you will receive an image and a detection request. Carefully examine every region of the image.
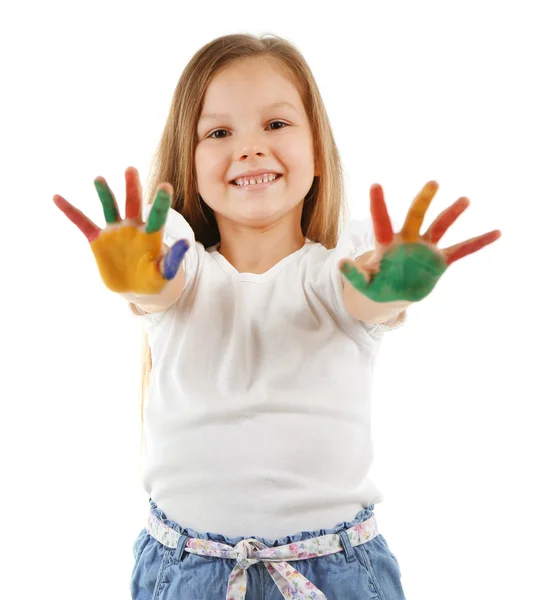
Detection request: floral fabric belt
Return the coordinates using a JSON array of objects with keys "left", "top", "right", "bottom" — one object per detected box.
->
[{"left": 146, "top": 511, "right": 379, "bottom": 600}]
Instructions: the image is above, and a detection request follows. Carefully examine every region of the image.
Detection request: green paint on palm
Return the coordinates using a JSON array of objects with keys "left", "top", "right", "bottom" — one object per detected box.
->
[
  {"left": 341, "top": 243, "right": 448, "bottom": 302},
  {"left": 94, "top": 179, "right": 119, "bottom": 224},
  {"left": 146, "top": 189, "right": 171, "bottom": 234}
]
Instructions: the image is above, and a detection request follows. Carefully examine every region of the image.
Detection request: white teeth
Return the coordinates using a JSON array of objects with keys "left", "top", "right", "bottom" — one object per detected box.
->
[{"left": 233, "top": 173, "right": 279, "bottom": 186}]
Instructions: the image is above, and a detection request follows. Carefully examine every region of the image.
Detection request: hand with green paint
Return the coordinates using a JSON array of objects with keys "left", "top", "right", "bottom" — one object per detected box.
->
[
  {"left": 339, "top": 181, "right": 502, "bottom": 303},
  {"left": 53, "top": 166, "right": 189, "bottom": 294}
]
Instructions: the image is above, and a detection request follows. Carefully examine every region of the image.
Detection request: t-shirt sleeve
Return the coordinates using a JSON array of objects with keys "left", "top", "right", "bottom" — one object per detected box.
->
[
  {"left": 329, "top": 217, "right": 407, "bottom": 341},
  {"left": 128, "top": 204, "right": 200, "bottom": 331}
]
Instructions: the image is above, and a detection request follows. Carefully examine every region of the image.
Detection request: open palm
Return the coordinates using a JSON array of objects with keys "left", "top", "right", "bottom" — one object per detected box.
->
[
  {"left": 53, "top": 167, "right": 189, "bottom": 294},
  {"left": 339, "top": 181, "right": 502, "bottom": 303}
]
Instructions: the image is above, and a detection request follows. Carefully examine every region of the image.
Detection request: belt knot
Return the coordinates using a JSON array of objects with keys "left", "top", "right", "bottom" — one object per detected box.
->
[{"left": 233, "top": 538, "right": 262, "bottom": 570}]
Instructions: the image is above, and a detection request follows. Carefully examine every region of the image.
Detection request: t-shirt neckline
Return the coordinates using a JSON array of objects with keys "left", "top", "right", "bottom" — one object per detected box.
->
[{"left": 208, "top": 239, "right": 314, "bottom": 282}]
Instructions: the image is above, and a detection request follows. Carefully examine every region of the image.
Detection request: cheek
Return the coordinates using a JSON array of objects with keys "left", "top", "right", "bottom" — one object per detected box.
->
[
  {"left": 195, "top": 147, "right": 227, "bottom": 184},
  {"left": 276, "top": 133, "right": 314, "bottom": 170}
]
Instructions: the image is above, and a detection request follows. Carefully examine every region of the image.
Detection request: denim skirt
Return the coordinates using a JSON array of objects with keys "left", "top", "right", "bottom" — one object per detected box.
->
[{"left": 131, "top": 498, "right": 406, "bottom": 599}]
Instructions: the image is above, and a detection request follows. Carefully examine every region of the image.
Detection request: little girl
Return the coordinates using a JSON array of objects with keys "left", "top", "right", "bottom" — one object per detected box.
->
[{"left": 53, "top": 33, "right": 500, "bottom": 600}]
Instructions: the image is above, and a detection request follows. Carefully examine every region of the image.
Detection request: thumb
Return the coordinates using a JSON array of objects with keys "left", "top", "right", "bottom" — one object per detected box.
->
[
  {"left": 159, "top": 239, "right": 190, "bottom": 280},
  {"left": 339, "top": 259, "right": 370, "bottom": 292}
]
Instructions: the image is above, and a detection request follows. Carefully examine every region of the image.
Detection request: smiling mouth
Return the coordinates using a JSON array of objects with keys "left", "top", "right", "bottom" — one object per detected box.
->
[{"left": 230, "top": 174, "right": 283, "bottom": 186}]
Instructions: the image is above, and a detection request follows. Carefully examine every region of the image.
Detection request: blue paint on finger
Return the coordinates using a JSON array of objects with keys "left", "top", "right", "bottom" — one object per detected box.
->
[{"left": 161, "top": 239, "right": 190, "bottom": 280}]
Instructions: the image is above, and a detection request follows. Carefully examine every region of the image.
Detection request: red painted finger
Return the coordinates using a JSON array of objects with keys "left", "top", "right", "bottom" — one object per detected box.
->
[
  {"left": 370, "top": 184, "right": 395, "bottom": 246},
  {"left": 125, "top": 166, "right": 142, "bottom": 221},
  {"left": 53, "top": 194, "right": 101, "bottom": 242},
  {"left": 424, "top": 197, "right": 470, "bottom": 244},
  {"left": 443, "top": 230, "right": 502, "bottom": 265}
]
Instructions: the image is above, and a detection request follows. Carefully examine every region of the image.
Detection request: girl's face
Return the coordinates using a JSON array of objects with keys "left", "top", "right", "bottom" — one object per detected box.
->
[{"left": 195, "top": 56, "right": 316, "bottom": 233}]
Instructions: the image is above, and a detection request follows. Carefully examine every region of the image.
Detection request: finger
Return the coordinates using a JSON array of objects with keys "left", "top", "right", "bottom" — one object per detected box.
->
[
  {"left": 370, "top": 184, "right": 394, "bottom": 246},
  {"left": 443, "top": 230, "right": 502, "bottom": 265},
  {"left": 400, "top": 181, "right": 439, "bottom": 243},
  {"left": 423, "top": 197, "right": 470, "bottom": 244},
  {"left": 146, "top": 186, "right": 172, "bottom": 234},
  {"left": 125, "top": 166, "right": 142, "bottom": 221},
  {"left": 339, "top": 260, "right": 370, "bottom": 291},
  {"left": 94, "top": 176, "right": 121, "bottom": 225},
  {"left": 53, "top": 194, "right": 101, "bottom": 242},
  {"left": 160, "top": 239, "right": 190, "bottom": 280}
]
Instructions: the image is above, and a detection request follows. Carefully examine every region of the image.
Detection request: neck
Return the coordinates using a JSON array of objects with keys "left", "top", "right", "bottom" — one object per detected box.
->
[{"left": 217, "top": 217, "right": 306, "bottom": 275}]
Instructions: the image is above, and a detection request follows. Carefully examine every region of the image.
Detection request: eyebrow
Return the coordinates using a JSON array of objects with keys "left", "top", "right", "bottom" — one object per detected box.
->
[{"left": 198, "top": 101, "right": 299, "bottom": 123}]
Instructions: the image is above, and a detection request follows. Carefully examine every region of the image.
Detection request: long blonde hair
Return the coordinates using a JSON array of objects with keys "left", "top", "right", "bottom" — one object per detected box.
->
[{"left": 133, "top": 33, "right": 349, "bottom": 455}]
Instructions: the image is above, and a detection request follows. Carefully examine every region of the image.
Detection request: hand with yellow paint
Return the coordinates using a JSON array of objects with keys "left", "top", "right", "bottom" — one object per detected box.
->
[
  {"left": 339, "top": 181, "right": 502, "bottom": 303},
  {"left": 53, "top": 166, "right": 189, "bottom": 295}
]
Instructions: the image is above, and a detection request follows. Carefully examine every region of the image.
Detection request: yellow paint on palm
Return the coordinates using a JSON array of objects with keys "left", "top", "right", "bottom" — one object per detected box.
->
[
  {"left": 89, "top": 225, "right": 166, "bottom": 294},
  {"left": 400, "top": 181, "right": 438, "bottom": 242}
]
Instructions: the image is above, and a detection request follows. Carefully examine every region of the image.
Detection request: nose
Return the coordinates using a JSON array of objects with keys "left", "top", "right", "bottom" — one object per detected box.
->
[
  {"left": 235, "top": 131, "right": 268, "bottom": 161},
  {"left": 239, "top": 149, "right": 265, "bottom": 160}
]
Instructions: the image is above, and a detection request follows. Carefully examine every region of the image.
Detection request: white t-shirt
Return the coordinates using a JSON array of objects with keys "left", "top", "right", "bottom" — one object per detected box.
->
[{"left": 132, "top": 204, "right": 406, "bottom": 540}]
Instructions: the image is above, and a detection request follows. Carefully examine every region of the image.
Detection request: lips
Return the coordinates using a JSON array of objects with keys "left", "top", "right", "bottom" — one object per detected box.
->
[{"left": 230, "top": 174, "right": 282, "bottom": 186}]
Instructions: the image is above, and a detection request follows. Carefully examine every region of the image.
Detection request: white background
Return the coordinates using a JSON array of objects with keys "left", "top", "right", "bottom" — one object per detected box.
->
[{"left": 1, "top": 0, "right": 533, "bottom": 598}]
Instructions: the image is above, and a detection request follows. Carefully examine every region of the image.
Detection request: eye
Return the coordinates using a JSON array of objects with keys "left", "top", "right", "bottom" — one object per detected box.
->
[
  {"left": 207, "top": 121, "right": 288, "bottom": 139},
  {"left": 208, "top": 129, "right": 228, "bottom": 139},
  {"left": 267, "top": 120, "right": 288, "bottom": 131}
]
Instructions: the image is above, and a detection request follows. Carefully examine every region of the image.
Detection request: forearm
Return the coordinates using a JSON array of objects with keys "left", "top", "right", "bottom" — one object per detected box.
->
[
  {"left": 342, "top": 251, "right": 413, "bottom": 323},
  {"left": 123, "top": 275, "right": 183, "bottom": 314}
]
